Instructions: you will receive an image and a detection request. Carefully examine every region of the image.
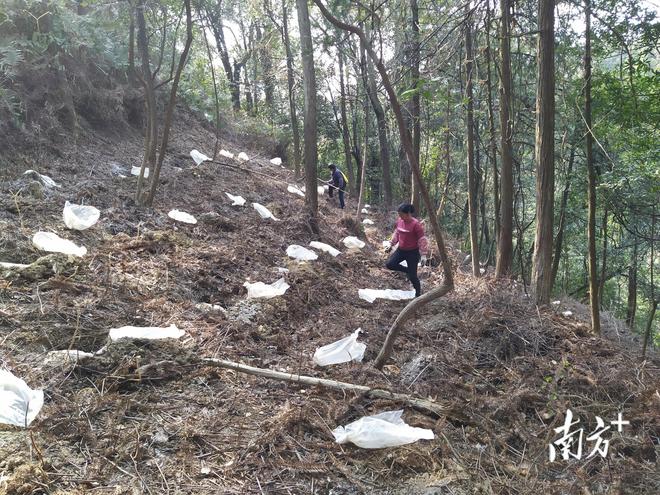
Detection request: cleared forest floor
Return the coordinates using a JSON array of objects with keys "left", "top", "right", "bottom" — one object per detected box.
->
[{"left": 0, "top": 110, "right": 658, "bottom": 495}]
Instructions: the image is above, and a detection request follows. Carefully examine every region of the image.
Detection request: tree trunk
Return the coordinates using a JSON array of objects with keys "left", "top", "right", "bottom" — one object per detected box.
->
[
  {"left": 495, "top": 0, "right": 514, "bottom": 278},
  {"left": 311, "top": 0, "right": 454, "bottom": 369},
  {"left": 366, "top": 48, "right": 392, "bottom": 208},
  {"left": 584, "top": 0, "right": 600, "bottom": 333},
  {"left": 485, "top": 0, "right": 499, "bottom": 245},
  {"left": 642, "top": 206, "right": 656, "bottom": 357},
  {"left": 436, "top": 87, "right": 452, "bottom": 219},
  {"left": 281, "top": 0, "right": 301, "bottom": 177},
  {"left": 551, "top": 144, "right": 575, "bottom": 287},
  {"left": 410, "top": 0, "right": 421, "bottom": 213},
  {"left": 626, "top": 240, "right": 638, "bottom": 327},
  {"left": 202, "top": 27, "right": 221, "bottom": 160},
  {"left": 145, "top": 0, "right": 193, "bottom": 206},
  {"left": 531, "top": 0, "right": 556, "bottom": 305},
  {"left": 296, "top": 0, "right": 319, "bottom": 233},
  {"left": 356, "top": 39, "right": 370, "bottom": 222},
  {"left": 598, "top": 208, "right": 608, "bottom": 308},
  {"left": 338, "top": 47, "right": 355, "bottom": 193},
  {"left": 465, "top": 7, "right": 479, "bottom": 277}
]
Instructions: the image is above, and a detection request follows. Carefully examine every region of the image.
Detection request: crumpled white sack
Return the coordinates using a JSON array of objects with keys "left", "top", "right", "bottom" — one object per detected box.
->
[
  {"left": 317, "top": 185, "right": 330, "bottom": 195},
  {"left": 168, "top": 209, "right": 197, "bottom": 224},
  {"left": 287, "top": 184, "right": 305, "bottom": 197},
  {"left": 332, "top": 410, "right": 434, "bottom": 449},
  {"left": 253, "top": 202, "right": 279, "bottom": 221},
  {"left": 358, "top": 288, "right": 415, "bottom": 303},
  {"left": 225, "top": 192, "right": 246, "bottom": 206},
  {"left": 219, "top": 149, "right": 234, "bottom": 159},
  {"left": 361, "top": 208, "right": 369, "bottom": 214},
  {"left": 363, "top": 218, "right": 374, "bottom": 225},
  {"left": 63, "top": 201, "right": 100, "bottom": 230},
  {"left": 0, "top": 369, "right": 44, "bottom": 427},
  {"left": 286, "top": 244, "right": 318, "bottom": 261},
  {"left": 243, "top": 278, "right": 290, "bottom": 299},
  {"left": 131, "top": 166, "right": 149, "bottom": 178},
  {"left": 23, "top": 170, "right": 61, "bottom": 188},
  {"left": 190, "top": 149, "right": 211, "bottom": 165},
  {"left": 364, "top": 204, "right": 371, "bottom": 209},
  {"left": 270, "top": 157, "right": 283, "bottom": 165},
  {"left": 109, "top": 324, "right": 185, "bottom": 341},
  {"left": 32, "top": 232, "right": 87, "bottom": 257},
  {"left": 313, "top": 329, "right": 366, "bottom": 366},
  {"left": 237, "top": 152, "right": 249, "bottom": 162},
  {"left": 309, "top": 241, "right": 341, "bottom": 257},
  {"left": 342, "top": 236, "right": 365, "bottom": 249},
  {"left": 562, "top": 311, "right": 573, "bottom": 317}
]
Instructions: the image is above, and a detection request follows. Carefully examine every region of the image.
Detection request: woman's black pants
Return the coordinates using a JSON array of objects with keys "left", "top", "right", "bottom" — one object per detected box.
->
[{"left": 386, "top": 248, "right": 421, "bottom": 296}]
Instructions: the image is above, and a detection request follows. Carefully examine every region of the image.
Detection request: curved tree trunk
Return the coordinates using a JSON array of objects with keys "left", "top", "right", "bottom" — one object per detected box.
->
[{"left": 311, "top": 0, "right": 454, "bottom": 369}]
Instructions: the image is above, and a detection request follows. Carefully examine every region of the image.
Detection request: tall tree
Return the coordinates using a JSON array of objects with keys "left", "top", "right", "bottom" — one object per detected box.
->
[
  {"left": 338, "top": 45, "right": 356, "bottom": 192},
  {"left": 296, "top": 0, "right": 319, "bottom": 231},
  {"left": 495, "top": 0, "right": 514, "bottom": 278},
  {"left": 531, "top": 0, "right": 555, "bottom": 305},
  {"left": 464, "top": 6, "right": 479, "bottom": 277},
  {"left": 410, "top": 0, "right": 421, "bottom": 213},
  {"left": 584, "top": 0, "right": 600, "bottom": 333}
]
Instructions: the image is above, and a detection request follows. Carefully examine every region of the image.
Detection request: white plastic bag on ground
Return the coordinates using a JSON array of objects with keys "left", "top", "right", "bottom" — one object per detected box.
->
[
  {"left": 363, "top": 218, "right": 374, "bottom": 225},
  {"left": 382, "top": 240, "right": 392, "bottom": 249},
  {"left": 44, "top": 349, "right": 95, "bottom": 365},
  {"left": 195, "top": 303, "right": 227, "bottom": 314},
  {"left": 361, "top": 208, "right": 369, "bottom": 214},
  {"left": 287, "top": 184, "right": 305, "bottom": 197},
  {"left": 168, "top": 209, "right": 198, "bottom": 224},
  {"left": 219, "top": 149, "right": 234, "bottom": 159},
  {"left": 332, "top": 410, "right": 434, "bottom": 449},
  {"left": 131, "top": 166, "right": 149, "bottom": 178},
  {"left": 0, "top": 369, "right": 44, "bottom": 427},
  {"left": 309, "top": 241, "right": 341, "bottom": 257},
  {"left": 317, "top": 185, "right": 326, "bottom": 195},
  {"left": 270, "top": 157, "right": 283, "bottom": 165},
  {"left": 23, "top": 170, "right": 61, "bottom": 188},
  {"left": 364, "top": 204, "right": 371, "bottom": 209},
  {"left": 244, "top": 278, "right": 289, "bottom": 299},
  {"left": 286, "top": 244, "right": 318, "bottom": 261},
  {"left": 237, "top": 152, "right": 249, "bottom": 162},
  {"left": 225, "top": 192, "right": 246, "bottom": 206},
  {"left": 109, "top": 324, "right": 185, "bottom": 341},
  {"left": 313, "top": 329, "right": 366, "bottom": 366},
  {"left": 358, "top": 288, "right": 415, "bottom": 303},
  {"left": 63, "top": 201, "right": 100, "bottom": 230},
  {"left": 190, "top": 149, "right": 211, "bottom": 165},
  {"left": 32, "top": 232, "right": 87, "bottom": 257},
  {"left": 252, "top": 203, "right": 279, "bottom": 221},
  {"left": 342, "top": 236, "right": 365, "bottom": 249}
]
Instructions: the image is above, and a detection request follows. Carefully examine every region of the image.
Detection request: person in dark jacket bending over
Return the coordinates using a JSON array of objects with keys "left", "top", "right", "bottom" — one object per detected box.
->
[
  {"left": 327, "top": 164, "right": 346, "bottom": 209},
  {"left": 385, "top": 203, "right": 428, "bottom": 297}
]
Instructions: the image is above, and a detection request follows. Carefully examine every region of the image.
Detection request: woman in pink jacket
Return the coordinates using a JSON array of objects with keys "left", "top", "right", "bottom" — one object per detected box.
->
[{"left": 385, "top": 203, "right": 428, "bottom": 297}]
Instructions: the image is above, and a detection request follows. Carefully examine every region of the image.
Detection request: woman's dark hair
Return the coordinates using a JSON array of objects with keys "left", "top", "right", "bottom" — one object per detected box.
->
[
  {"left": 397, "top": 203, "right": 415, "bottom": 214},
  {"left": 328, "top": 163, "right": 336, "bottom": 170}
]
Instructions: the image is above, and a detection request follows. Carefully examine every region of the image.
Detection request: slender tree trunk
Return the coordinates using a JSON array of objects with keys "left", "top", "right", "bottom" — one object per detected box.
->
[
  {"left": 485, "top": 0, "right": 499, "bottom": 245},
  {"left": 551, "top": 144, "right": 575, "bottom": 287},
  {"left": 642, "top": 207, "right": 656, "bottom": 357},
  {"left": 598, "top": 208, "right": 608, "bottom": 308},
  {"left": 410, "top": 0, "right": 421, "bottom": 213},
  {"left": 496, "top": 0, "right": 514, "bottom": 278},
  {"left": 356, "top": 39, "right": 370, "bottom": 221},
  {"left": 338, "top": 47, "right": 355, "bottom": 193},
  {"left": 465, "top": 8, "right": 479, "bottom": 277},
  {"left": 626, "top": 240, "right": 638, "bottom": 327},
  {"left": 145, "top": 0, "right": 193, "bottom": 206},
  {"left": 437, "top": 87, "right": 452, "bottom": 219},
  {"left": 366, "top": 49, "right": 392, "bottom": 208},
  {"left": 311, "top": 0, "right": 454, "bottom": 370},
  {"left": 281, "top": 0, "right": 301, "bottom": 177},
  {"left": 531, "top": 0, "right": 556, "bottom": 305},
  {"left": 296, "top": 0, "right": 319, "bottom": 232},
  {"left": 202, "top": 27, "right": 221, "bottom": 160},
  {"left": 584, "top": 0, "right": 600, "bottom": 333}
]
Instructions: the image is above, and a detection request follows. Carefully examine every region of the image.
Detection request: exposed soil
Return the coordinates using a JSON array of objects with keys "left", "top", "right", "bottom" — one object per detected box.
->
[{"left": 0, "top": 72, "right": 658, "bottom": 494}]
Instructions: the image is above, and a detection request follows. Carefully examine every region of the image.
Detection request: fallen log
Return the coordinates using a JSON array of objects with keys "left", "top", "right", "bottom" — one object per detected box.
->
[{"left": 203, "top": 358, "right": 446, "bottom": 417}]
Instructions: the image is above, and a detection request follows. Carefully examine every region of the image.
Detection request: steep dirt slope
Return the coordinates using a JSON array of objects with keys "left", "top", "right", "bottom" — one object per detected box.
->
[{"left": 0, "top": 100, "right": 658, "bottom": 493}]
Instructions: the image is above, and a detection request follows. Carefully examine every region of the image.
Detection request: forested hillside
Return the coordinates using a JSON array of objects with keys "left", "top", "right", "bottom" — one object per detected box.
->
[{"left": 0, "top": 0, "right": 658, "bottom": 493}]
